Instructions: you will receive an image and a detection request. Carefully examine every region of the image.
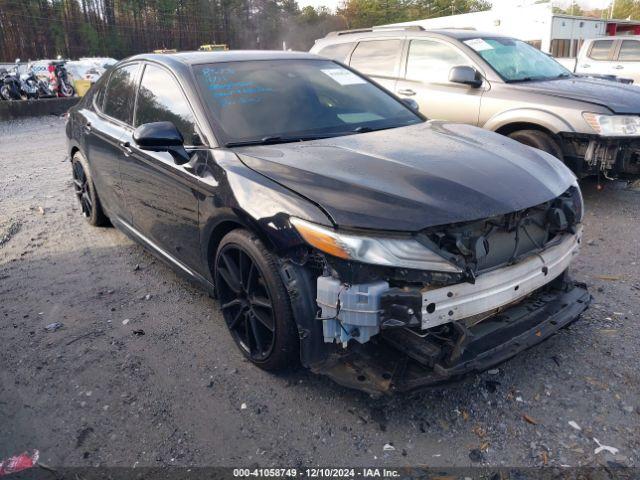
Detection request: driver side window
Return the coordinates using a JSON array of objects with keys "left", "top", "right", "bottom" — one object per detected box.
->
[{"left": 405, "top": 40, "right": 471, "bottom": 82}]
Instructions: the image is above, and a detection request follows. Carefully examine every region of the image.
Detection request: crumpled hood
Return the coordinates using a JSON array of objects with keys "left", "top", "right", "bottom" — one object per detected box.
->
[
  {"left": 234, "top": 122, "right": 576, "bottom": 231},
  {"left": 509, "top": 76, "right": 640, "bottom": 114}
]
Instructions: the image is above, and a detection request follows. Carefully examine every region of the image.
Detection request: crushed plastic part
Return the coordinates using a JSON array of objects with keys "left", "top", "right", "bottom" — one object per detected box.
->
[
  {"left": 568, "top": 420, "right": 582, "bottom": 431},
  {"left": 594, "top": 438, "right": 619, "bottom": 455},
  {"left": 0, "top": 450, "right": 39, "bottom": 476},
  {"left": 44, "top": 322, "right": 63, "bottom": 332}
]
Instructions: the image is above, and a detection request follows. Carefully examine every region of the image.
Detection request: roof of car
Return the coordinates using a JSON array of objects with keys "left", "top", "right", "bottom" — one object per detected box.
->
[
  {"left": 317, "top": 27, "right": 509, "bottom": 43},
  {"left": 125, "top": 50, "right": 320, "bottom": 67}
]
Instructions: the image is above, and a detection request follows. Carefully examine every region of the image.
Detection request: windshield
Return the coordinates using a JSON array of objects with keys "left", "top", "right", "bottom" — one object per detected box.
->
[
  {"left": 193, "top": 59, "right": 422, "bottom": 146},
  {"left": 463, "top": 37, "right": 571, "bottom": 82}
]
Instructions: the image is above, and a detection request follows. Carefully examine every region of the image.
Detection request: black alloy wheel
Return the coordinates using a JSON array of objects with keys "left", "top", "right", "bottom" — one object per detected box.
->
[
  {"left": 214, "top": 229, "right": 299, "bottom": 371},
  {"left": 72, "top": 160, "right": 93, "bottom": 218},
  {"left": 71, "top": 152, "right": 109, "bottom": 227},
  {"left": 217, "top": 245, "right": 276, "bottom": 361}
]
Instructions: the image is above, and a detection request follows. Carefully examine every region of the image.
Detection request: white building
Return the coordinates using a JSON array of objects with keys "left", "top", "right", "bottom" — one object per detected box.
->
[{"left": 384, "top": 3, "right": 640, "bottom": 59}]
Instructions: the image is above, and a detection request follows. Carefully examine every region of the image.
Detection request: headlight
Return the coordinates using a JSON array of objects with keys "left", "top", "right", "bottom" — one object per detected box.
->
[
  {"left": 583, "top": 112, "right": 640, "bottom": 136},
  {"left": 290, "top": 218, "right": 462, "bottom": 273}
]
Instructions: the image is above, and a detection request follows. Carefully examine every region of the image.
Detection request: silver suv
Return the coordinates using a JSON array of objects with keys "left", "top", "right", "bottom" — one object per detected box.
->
[{"left": 311, "top": 27, "right": 640, "bottom": 178}]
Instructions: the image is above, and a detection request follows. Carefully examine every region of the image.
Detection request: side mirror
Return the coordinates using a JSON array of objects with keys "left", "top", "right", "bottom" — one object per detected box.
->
[
  {"left": 133, "top": 121, "right": 190, "bottom": 165},
  {"left": 449, "top": 66, "right": 483, "bottom": 88},
  {"left": 401, "top": 98, "right": 419, "bottom": 112}
]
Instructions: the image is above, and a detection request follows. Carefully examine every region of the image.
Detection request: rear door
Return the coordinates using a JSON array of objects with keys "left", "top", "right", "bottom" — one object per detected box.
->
[
  {"left": 348, "top": 38, "right": 403, "bottom": 92},
  {"left": 120, "top": 62, "right": 204, "bottom": 272},
  {"left": 395, "top": 38, "right": 484, "bottom": 124},
  {"left": 613, "top": 39, "right": 640, "bottom": 83},
  {"left": 83, "top": 63, "right": 140, "bottom": 222},
  {"left": 575, "top": 39, "right": 618, "bottom": 77}
]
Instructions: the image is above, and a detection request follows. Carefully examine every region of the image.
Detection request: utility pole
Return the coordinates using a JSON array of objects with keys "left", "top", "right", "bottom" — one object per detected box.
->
[
  {"left": 451, "top": 1, "right": 455, "bottom": 16},
  {"left": 610, "top": 0, "right": 616, "bottom": 20}
]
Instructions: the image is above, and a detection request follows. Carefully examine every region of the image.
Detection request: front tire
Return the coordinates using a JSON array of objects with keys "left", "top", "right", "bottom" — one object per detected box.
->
[
  {"left": 71, "top": 152, "right": 109, "bottom": 226},
  {"left": 508, "top": 129, "right": 564, "bottom": 160},
  {"left": 215, "top": 229, "right": 299, "bottom": 371}
]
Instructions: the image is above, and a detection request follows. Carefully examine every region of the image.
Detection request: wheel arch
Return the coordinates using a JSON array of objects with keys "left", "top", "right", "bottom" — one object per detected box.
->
[{"left": 204, "top": 215, "right": 278, "bottom": 280}]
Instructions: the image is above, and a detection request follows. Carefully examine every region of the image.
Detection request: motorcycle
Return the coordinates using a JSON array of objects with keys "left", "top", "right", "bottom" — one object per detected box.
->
[
  {"left": 0, "top": 64, "right": 23, "bottom": 101},
  {"left": 17, "top": 61, "right": 39, "bottom": 100},
  {"left": 23, "top": 62, "right": 54, "bottom": 98},
  {"left": 48, "top": 61, "right": 75, "bottom": 97}
]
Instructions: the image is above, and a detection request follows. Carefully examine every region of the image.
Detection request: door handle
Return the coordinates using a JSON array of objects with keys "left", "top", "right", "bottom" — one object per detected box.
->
[
  {"left": 614, "top": 65, "right": 624, "bottom": 70},
  {"left": 119, "top": 141, "right": 133, "bottom": 157},
  {"left": 84, "top": 122, "right": 92, "bottom": 134},
  {"left": 581, "top": 64, "right": 590, "bottom": 68},
  {"left": 397, "top": 88, "right": 416, "bottom": 96}
]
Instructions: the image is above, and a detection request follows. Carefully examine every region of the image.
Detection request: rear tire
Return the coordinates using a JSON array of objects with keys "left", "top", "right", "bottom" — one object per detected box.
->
[
  {"left": 215, "top": 229, "right": 299, "bottom": 371},
  {"left": 71, "top": 151, "right": 109, "bottom": 227},
  {"left": 508, "top": 129, "right": 564, "bottom": 160}
]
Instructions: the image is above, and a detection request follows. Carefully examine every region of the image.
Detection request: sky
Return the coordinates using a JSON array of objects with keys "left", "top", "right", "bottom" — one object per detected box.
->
[{"left": 296, "top": 0, "right": 613, "bottom": 13}]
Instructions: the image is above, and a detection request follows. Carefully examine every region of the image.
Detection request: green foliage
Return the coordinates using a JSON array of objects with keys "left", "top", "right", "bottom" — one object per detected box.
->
[
  {"left": 612, "top": 0, "right": 640, "bottom": 20},
  {"left": 337, "top": 0, "right": 491, "bottom": 29},
  {"left": 0, "top": 0, "right": 491, "bottom": 60}
]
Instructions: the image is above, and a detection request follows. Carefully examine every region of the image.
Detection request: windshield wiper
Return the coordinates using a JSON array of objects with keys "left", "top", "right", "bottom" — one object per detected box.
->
[{"left": 226, "top": 133, "right": 340, "bottom": 147}]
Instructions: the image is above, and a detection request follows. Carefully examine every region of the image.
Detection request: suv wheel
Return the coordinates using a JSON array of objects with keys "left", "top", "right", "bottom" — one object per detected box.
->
[
  {"left": 214, "top": 229, "right": 299, "bottom": 371},
  {"left": 508, "top": 130, "right": 564, "bottom": 160}
]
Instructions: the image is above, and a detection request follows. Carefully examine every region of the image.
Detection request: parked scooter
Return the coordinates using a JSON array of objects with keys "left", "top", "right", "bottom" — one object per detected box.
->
[{"left": 48, "top": 60, "right": 75, "bottom": 97}]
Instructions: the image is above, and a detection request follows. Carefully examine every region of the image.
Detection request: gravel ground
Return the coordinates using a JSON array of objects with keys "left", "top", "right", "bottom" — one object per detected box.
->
[{"left": 1, "top": 116, "right": 639, "bottom": 469}]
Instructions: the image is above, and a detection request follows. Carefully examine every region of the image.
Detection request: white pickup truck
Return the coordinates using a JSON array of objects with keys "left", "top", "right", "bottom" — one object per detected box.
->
[{"left": 558, "top": 36, "right": 640, "bottom": 84}]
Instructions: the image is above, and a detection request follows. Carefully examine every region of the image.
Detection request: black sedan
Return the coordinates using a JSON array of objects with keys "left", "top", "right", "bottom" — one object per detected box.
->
[{"left": 65, "top": 51, "right": 589, "bottom": 394}]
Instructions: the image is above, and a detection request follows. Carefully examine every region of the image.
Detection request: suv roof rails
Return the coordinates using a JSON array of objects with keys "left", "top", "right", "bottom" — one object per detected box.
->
[{"left": 325, "top": 25, "right": 424, "bottom": 37}]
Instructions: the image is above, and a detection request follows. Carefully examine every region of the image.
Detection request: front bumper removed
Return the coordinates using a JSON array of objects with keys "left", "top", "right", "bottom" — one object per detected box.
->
[{"left": 312, "top": 277, "right": 590, "bottom": 395}]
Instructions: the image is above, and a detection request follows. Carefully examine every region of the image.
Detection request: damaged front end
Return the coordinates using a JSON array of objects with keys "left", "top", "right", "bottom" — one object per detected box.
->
[
  {"left": 281, "top": 186, "right": 591, "bottom": 395},
  {"left": 561, "top": 132, "right": 640, "bottom": 178}
]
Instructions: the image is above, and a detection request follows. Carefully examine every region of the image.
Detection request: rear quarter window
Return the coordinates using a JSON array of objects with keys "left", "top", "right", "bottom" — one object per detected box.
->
[{"left": 317, "top": 42, "right": 356, "bottom": 62}]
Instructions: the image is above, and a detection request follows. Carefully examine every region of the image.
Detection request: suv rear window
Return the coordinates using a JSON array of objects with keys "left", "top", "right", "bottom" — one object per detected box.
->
[
  {"left": 317, "top": 42, "right": 356, "bottom": 62},
  {"left": 588, "top": 40, "right": 614, "bottom": 61},
  {"left": 619, "top": 40, "right": 640, "bottom": 61},
  {"left": 350, "top": 39, "right": 402, "bottom": 77}
]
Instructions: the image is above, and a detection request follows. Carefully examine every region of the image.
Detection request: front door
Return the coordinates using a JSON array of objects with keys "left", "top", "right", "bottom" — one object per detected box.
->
[
  {"left": 614, "top": 39, "right": 640, "bottom": 83},
  {"left": 120, "top": 63, "right": 203, "bottom": 273},
  {"left": 395, "top": 39, "right": 484, "bottom": 124}
]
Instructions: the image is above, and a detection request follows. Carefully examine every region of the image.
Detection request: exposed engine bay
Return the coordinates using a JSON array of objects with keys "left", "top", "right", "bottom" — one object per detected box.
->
[
  {"left": 281, "top": 186, "right": 591, "bottom": 395},
  {"left": 561, "top": 133, "right": 640, "bottom": 177}
]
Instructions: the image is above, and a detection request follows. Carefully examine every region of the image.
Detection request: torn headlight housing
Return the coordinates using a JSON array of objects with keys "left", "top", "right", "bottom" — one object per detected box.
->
[
  {"left": 290, "top": 218, "right": 462, "bottom": 273},
  {"left": 583, "top": 112, "right": 640, "bottom": 137}
]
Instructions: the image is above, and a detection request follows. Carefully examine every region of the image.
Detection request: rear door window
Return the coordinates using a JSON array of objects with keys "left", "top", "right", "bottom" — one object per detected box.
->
[
  {"left": 135, "top": 64, "right": 198, "bottom": 145},
  {"left": 405, "top": 39, "right": 471, "bottom": 82},
  {"left": 350, "top": 39, "right": 402, "bottom": 77},
  {"left": 588, "top": 40, "right": 614, "bottom": 60},
  {"left": 103, "top": 64, "right": 140, "bottom": 124},
  {"left": 618, "top": 40, "right": 640, "bottom": 61},
  {"left": 317, "top": 42, "right": 356, "bottom": 62}
]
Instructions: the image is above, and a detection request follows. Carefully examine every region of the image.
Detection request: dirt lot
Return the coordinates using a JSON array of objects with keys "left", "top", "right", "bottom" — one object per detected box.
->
[{"left": 1, "top": 116, "right": 639, "bottom": 468}]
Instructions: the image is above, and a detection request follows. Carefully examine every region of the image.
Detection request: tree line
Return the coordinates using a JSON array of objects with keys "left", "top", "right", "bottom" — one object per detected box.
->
[{"left": 0, "top": 0, "right": 490, "bottom": 62}]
